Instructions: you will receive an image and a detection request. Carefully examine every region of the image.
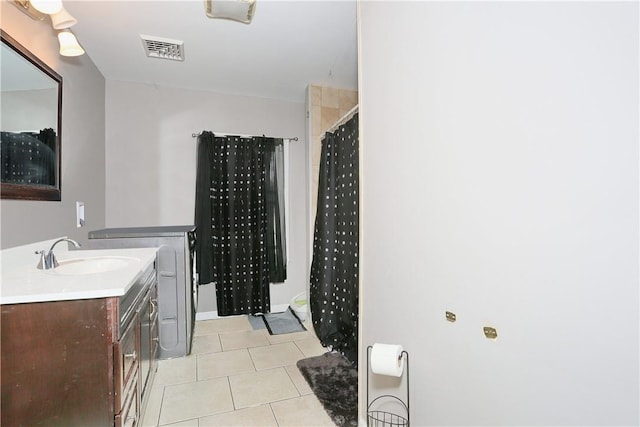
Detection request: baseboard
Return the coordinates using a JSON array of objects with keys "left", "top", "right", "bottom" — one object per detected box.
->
[
  {"left": 195, "top": 303, "right": 290, "bottom": 321},
  {"left": 195, "top": 311, "right": 219, "bottom": 321}
]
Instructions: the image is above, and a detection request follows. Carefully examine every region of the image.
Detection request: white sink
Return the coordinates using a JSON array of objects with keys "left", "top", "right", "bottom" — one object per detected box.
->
[{"left": 46, "top": 256, "right": 138, "bottom": 275}]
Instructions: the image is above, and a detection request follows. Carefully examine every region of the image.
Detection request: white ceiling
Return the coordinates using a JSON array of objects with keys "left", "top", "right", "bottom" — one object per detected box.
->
[{"left": 64, "top": 0, "right": 358, "bottom": 103}]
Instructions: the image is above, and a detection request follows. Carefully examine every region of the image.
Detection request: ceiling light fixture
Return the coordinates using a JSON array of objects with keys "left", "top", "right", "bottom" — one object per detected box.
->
[
  {"left": 205, "top": 0, "right": 256, "bottom": 24},
  {"left": 10, "top": 0, "right": 46, "bottom": 20},
  {"left": 11, "top": 0, "right": 84, "bottom": 57},
  {"left": 58, "top": 29, "right": 84, "bottom": 57}
]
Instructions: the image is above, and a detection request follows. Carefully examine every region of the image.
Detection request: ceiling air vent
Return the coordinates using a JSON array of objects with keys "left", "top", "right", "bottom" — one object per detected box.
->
[{"left": 141, "top": 35, "right": 184, "bottom": 61}]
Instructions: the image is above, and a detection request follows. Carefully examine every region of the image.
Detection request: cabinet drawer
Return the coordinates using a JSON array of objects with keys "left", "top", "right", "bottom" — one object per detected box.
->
[
  {"left": 114, "top": 314, "right": 139, "bottom": 414},
  {"left": 115, "top": 381, "right": 140, "bottom": 427}
]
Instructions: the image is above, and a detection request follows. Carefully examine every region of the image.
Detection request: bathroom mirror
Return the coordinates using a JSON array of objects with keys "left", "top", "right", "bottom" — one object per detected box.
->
[{"left": 1, "top": 30, "right": 62, "bottom": 201}]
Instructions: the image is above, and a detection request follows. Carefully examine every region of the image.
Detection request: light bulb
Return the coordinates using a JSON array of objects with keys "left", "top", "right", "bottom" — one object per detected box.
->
[
  {"left": 51, "top": 7, "right": 77, "bottom": 29},
  {"left": 30, "top": 0, "right": 63, "bottom": 14},
  {"left": 58, "top": 30, "right": 84, "bottom": 57}
]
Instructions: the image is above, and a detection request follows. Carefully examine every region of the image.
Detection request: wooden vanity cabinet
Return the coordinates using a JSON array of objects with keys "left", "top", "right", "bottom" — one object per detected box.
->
[
  {"left": 1, "top": 297, "right": 119, "bottom": 426},
  {"left": 1, "top": 268, "right": 158, "bottom": 427}
]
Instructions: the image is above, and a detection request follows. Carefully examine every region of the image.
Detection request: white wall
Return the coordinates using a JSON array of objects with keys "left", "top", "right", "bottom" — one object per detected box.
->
[
  {"left": 359, "top": 2, "right": 639, "bottom": 425},
  {"left": 105, "top": 81, "right": 308, "bottom": 313},
  {"left": 0, "top": 3, "right": 106, "bottom": 249}
]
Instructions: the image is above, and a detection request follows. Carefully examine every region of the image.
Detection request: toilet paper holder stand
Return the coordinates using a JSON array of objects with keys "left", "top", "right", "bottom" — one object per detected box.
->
[{"left": 366, "top": 345, "right": 410, "bottom": 427}]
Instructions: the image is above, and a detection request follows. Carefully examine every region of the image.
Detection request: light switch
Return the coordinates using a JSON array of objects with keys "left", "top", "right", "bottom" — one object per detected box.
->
[{"left": 76, "top": 202, "right": 85, "bottom": 228}]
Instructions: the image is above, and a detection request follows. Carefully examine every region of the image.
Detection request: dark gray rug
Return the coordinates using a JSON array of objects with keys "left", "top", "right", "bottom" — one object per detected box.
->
[
  {"left": 250, "top": 307, "right": 306, "bottom": 335},
  {"left": 296, "top": 352, "right": 358, "bottom": 427}
]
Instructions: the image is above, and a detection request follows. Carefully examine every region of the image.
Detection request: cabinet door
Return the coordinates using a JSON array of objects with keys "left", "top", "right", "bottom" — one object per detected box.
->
[
  {"left": 139, "top": 290, "right": 152, "bottom": 396},
  {"left": 114, "top": 313, "right": 139, "bottom": 416},
  {"left": 1, "top": 298, "right": 116, "bottom": 426},
  {"left": 139, "top": 283, "right": 159, "bottom": 416}
]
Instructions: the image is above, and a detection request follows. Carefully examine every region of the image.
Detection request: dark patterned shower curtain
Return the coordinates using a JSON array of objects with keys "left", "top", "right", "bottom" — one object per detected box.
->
[
  {"left": 195, "top": 131, "right": 286, "bottom": 316},
  {"left": 0, "top": 129, "right": 56, "bottom": 185},
  {"left": 310, "top": 113, "right": 359, "bottom": 365}
]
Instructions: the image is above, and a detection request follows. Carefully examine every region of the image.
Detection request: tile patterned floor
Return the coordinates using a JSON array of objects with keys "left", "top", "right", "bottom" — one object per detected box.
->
[{"left": 141, "top": 316, "right": 336, "bottom": 426}]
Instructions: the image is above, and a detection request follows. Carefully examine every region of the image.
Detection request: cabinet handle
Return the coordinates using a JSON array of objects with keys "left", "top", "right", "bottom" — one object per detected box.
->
[
  {"left": 125, "top": 350, "right": 136, "bottom": 361},
  {"left": 150, "top": 298, "right": 158, "bottom": 318},
  {"left": 153, "top": 337, "right": 160, "bottom": 343}
]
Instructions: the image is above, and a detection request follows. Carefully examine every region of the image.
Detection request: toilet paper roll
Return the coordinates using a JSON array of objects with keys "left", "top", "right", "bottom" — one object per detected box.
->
[{"left": 370, "top": 343, "right": 404, "bottom": 377}]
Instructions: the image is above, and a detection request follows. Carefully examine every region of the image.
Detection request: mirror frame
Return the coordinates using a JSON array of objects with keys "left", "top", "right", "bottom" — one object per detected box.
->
[{"left": 1, "top": 29, "right": 62, "bottom": 201}]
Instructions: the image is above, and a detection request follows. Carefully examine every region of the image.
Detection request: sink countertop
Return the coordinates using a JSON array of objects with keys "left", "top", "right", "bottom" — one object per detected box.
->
[{"left": 0, "top": 248, "right": 158, "bottom": 305}]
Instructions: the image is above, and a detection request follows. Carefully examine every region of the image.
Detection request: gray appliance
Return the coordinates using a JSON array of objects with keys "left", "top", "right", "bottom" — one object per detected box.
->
[{"left": 89, "top": 226, "right": 196, "bottom": 359}]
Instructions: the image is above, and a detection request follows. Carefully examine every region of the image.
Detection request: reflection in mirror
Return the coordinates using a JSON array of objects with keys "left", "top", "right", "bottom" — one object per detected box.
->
[{"left": 1, "top": 30, "right": 62, "bottom": 201}]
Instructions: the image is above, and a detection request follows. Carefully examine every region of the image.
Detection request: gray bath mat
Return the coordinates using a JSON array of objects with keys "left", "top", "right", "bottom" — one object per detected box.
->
[
  {"left": 257, "top": 307, "right": 306, "bottom": 335},
  {"left": 248, "top": 314, "right": 267, "bottom": 330}
]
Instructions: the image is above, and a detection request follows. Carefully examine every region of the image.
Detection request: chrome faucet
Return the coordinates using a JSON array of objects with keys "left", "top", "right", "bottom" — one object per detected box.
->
[{"left": 35, "top": 238, "right": 81, "bottom": 270}]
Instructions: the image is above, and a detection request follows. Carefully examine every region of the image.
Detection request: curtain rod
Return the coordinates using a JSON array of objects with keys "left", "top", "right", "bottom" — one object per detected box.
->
[
  {"left": 192, "top": 132, "right": 298, "bottom": 142},
  {"left": 325, "top": 104, "right": 359, "bottom": 135}
]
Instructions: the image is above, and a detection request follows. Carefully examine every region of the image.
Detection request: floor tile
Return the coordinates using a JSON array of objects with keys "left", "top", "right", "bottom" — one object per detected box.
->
[
  {"left": 141, "top": 386, "right": 164, "bottom": 426},
  {"left": 158, "top": 378, "right": 234, "bottom": 425},
  {"left": 228, "top": 368, "right": 299, "bottom": 409},
  {"left": 295, "top": 337, "right": 328, "bottom": 358},
  {"left": 270, "top": 394, "right": 336, "bottom": 426},
  {"left": 285, "top": 364, "right": 312, "bottom": 395},
  {"left": 302, "top": 320, "right": 315, "bottom": 333},
  {"left": 220, "top": 329, "right": 270, "bottom": 351},
  {"left": 264, "top": 330, "right": 312, "bottom": 345},
  {"left": 194, "top": 316, "right": 252, "bottom": 336},
  {"left": 153, "top": 316, "right": 347, "bottom": 427},
  {"left": 197, "top": 349, "right": 255, "bottom": 380},
  {"left": 198, "top": 405, "right": 278, "bottom": 426},
  {"left": 249, "top": 342, "right": 305, "bottom": 371},
  {"left": 154, "top": 356, "right": 197, "bottom": 387},
  {"left": 191, "top": 334, "right": 222, "bottom": 355},
  {"left": 160, "top": 419, "right": 199, "bottom": 427}
]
